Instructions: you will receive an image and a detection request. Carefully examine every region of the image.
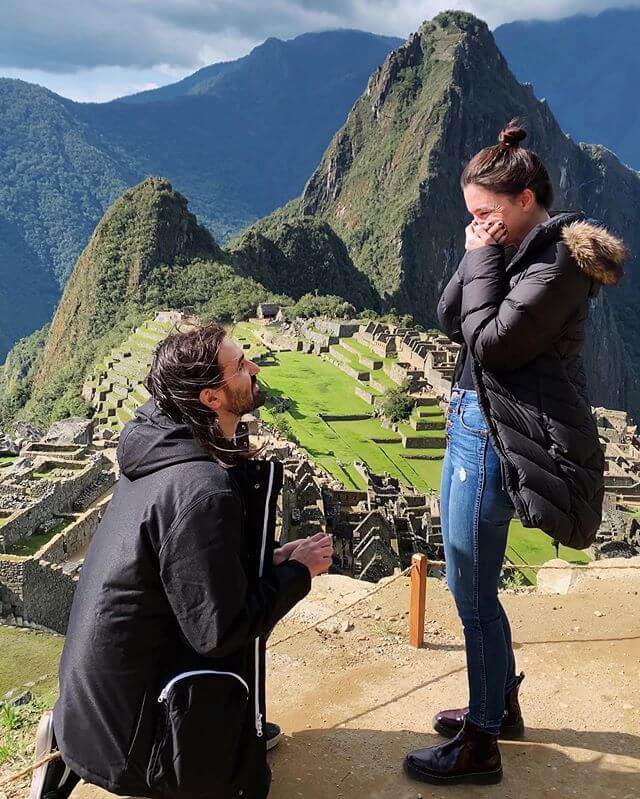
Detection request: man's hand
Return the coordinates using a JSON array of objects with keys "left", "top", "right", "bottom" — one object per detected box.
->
[
  {"left": 465, "top": 219, "right": 508, "bottom": 251},
  {"left": 273, "top": 539, "right": 305, "bottom": 566},
  {"left": 289, "top": 532, "right": 333, "bottom": 578}
]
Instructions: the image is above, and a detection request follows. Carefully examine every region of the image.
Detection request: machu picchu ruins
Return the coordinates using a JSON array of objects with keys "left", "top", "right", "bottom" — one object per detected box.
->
[{"left": 2, "top": 307, "right": 640, "bottom": 636}]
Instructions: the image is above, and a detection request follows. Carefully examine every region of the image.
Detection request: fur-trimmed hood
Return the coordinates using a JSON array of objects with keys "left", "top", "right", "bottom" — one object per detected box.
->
[{"left": 562, "top": 219, "right": 627, "bottom": 286}]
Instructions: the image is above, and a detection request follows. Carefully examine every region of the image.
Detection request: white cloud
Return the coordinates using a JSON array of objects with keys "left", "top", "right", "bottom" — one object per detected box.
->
[
  {"left": 1, "top": 1, "right": 638, "bottom": 100},
  {"left": 2, "top": 0, "right": 639, "bottom": 72},
  {"left": 0, "top": 66, "right": 170, "bottom": 103}
]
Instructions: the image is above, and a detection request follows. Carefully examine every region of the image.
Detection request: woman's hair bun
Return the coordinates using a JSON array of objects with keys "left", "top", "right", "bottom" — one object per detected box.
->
[{"left": 499, "top": 120, "right": 527, "bottom": 148}]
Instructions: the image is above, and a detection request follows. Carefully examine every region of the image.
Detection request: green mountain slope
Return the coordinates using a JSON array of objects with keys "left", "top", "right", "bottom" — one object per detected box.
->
[
  {"left": 1, "top": 177, "right": 376, "bottom": 429},
  {"left": 229, "top": 201, "right": 379, "bottom": 311},
  {"left": 0, "top": 30, "right": 400, "bottom": 357},
  {"left": 0, "top": 80, "right": 134, "bottom": 354},
  {"left": 270, "top": 10, "right": 639, "bottom": 414},
  {"left": 0, "top": 179, "right": 287, "bottom": 427}
]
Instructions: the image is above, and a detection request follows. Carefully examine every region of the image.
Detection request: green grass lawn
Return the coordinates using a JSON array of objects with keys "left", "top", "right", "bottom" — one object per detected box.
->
[
  {"left": 396, "top": 421, "right": 445, "bottom": 439},
  {"left": 414, "top": 405, "right": 445, "bottom": 418},
  {"left": 330, "top": 344, "right": 368, "bottom": 373},
  {"left": 231, "top": 321, "right": 269, "bottom": 357},
  {"left": 6, "top": 521, "right": 71, "bottom": 557},
  {"left": 0, "top": 626, "right": 62, "bottom": 698},
  {"left": 369, "top": 368, "right": 398, "bottom": 390},
  {"left": 258, "top": 352, "right": 445, "bottom": 492},
  {"left": 0, "top": 627, "right": 63, "bottom": 767},
  {"left": 346, "top": 336, "right": 396, "bottom": 367},
  {"left": 254, "top": 343, "right": 590, "bottom": 581},
  {"left": 506, "top": 519, "right": 590, "bottom": 583}
]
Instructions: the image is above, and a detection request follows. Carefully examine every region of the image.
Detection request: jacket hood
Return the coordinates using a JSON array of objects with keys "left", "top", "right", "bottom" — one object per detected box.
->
[
  {"left": 561, "top": 219, "right": 627, "bottom": 286},
  {"left": 507, "top": 212, "right": 627, "bottom": 288},
  {"left": 117, "top": 399, "right": 212, "bottom": 480}
]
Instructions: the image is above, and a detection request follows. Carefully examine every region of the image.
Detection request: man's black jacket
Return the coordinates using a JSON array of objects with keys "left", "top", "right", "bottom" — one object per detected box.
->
[{"left": 53, "top": 399, "right": 311, "bottom": 799}]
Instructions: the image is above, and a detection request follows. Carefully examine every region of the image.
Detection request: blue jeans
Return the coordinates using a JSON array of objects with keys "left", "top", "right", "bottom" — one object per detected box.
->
[{"left": 441, "top": 386, "right": 518, "bottom": 734}]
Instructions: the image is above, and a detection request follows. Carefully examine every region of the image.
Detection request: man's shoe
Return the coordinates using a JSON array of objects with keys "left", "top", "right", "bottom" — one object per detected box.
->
[
  {"left": 404, "top": 717, "right": 502, "bottom": 785},
  {"left": 30, "top": 712, "right": 80, "bottom": 799},
  {"left": 266, "top": 722, "right": 282, "bottom": 752},
  {"left": 433, "top": 671, "right": 525, "bottom": 740}
]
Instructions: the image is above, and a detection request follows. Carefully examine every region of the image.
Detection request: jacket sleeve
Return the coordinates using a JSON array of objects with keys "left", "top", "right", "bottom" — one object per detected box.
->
[
  {"left": 159, "top": 490, "right": 311, "bottom": 658},
  {"left": 459, "top": 243, "right": 589, "bottom": 371},
  {"left": 437, "top": 267, "right": 465, "bottom": 344}
]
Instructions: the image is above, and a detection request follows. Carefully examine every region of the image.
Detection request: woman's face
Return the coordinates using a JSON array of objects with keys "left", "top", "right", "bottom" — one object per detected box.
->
[{"left": 463, "top": 184, "right": 538, "bottom": 247}]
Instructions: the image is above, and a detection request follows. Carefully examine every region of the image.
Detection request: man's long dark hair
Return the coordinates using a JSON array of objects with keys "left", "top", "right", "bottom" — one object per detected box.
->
[{"left": 144, "top": 320, "right": 263, "bottom": 465}]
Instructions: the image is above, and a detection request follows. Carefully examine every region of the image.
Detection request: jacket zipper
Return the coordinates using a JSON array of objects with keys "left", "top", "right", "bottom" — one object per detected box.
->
[
  {"left": 157, "top": 669, "right": 249, "bottom": 702},
  {"left": 254, "top": 461, "right": 275, "bottom": 738}
]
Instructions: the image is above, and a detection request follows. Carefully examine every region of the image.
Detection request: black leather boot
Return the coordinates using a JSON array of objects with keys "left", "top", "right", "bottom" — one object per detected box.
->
[
  {"left": 433, "top": 671, "right": 525, "bottom": 740},
  {"left": 404, "top": 717, "right": 502, "bottom": 785}
]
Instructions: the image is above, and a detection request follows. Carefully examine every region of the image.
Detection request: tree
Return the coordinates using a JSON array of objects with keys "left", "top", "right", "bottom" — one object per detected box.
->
[{"left": 381, "top": 380, "right": 415, "bottom": 422}]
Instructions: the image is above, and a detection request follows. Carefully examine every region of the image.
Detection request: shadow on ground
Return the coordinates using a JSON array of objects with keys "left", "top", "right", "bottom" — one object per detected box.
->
[{"left": 268, "top": 726, "right": 640, "bottom": 799}]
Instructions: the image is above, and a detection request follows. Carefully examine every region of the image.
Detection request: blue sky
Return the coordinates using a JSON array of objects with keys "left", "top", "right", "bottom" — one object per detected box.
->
[{"left": 1, "top": 0, "right": 638, "bottom": 102}]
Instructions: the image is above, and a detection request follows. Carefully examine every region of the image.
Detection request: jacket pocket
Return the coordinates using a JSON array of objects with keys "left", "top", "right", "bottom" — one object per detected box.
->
[{"left": 147, "top": 669, "right": 250, "bottom": 798}]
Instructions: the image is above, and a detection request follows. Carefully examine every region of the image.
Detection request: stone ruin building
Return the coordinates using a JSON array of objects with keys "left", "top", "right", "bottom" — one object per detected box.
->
[
  {"left": 0, "top": 416, "right": 116, "bottom": 633},
  {"left": 274, "top": 445, "right": 442, "bottom": 582},
  {"left": 251, "top": 315, "right": 640, "bottom": 564},
  {"left": 593, "top": 407, "right": 640, "bottom": 558}
]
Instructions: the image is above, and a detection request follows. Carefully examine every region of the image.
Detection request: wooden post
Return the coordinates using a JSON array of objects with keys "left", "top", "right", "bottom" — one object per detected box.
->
[{"left": 409, "top": 553, "right": 428, "bottom": 648}]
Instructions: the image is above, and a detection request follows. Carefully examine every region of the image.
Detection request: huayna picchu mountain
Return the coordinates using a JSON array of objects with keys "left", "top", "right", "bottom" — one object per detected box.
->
[{"left": 250, "top": 10, "right": 639, "bottom": 416}]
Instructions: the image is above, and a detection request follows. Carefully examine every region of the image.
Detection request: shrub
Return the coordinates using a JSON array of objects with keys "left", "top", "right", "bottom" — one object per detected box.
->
[{"left": 381, "top": 381, "right": 415, "bottom": 422}]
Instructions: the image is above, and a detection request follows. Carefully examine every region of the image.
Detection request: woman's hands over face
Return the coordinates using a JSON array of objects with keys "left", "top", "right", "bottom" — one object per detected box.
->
[{"left": 465, "top": 219, "right": 508, "bottom": 251}]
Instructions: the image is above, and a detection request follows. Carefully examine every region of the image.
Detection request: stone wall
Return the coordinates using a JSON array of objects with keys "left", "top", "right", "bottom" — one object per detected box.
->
[
  {"left": 0, "top": 556, "right": 24, "bottom": 617},
  {"left": 37, "top": 501, "right": 107, "bottom": 563},
  {"left": 0, "top": 456, "right": 108, "bottom": 551},
  {"left": 0, "top": 503, "right": 107, "bottom": 631},
  {"left": 22, "top": 560, "right": 78, "bottom": 634},
  {"left": 0, "top": 489, "right": 57, "bottom": 550},
  {"left": 315, "top": 319, "right": 362, "bottom": 338}
]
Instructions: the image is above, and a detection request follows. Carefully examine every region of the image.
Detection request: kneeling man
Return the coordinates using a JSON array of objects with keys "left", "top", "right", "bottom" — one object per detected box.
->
[{"left": 31, "top": 321, "right": 331, "bottom": 799}]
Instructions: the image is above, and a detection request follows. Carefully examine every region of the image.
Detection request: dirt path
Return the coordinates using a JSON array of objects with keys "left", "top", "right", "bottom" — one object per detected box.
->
[{"left": 49, "top": 573, "right": 640, "bottom": 798}]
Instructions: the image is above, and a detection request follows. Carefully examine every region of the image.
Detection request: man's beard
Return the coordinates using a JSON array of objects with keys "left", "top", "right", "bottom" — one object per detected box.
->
[{"left": 224, "top": 379, "right": 266, "bottom": 416}]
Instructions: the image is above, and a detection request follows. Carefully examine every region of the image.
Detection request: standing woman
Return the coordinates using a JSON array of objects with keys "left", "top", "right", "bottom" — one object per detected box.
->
[{"left": 404, "top": 120, "right": 626, "bottom": 786}]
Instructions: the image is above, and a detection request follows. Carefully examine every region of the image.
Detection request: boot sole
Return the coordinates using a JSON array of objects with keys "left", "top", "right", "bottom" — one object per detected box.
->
[
  {"left": 30, "top": 712, "right": 54, "bottom": 799},
  {"left": 404, "top": 759, "right": 503, "bottom": 785},
  {"left": 433, "top": 718, "right": 525, "bottom": 740}
]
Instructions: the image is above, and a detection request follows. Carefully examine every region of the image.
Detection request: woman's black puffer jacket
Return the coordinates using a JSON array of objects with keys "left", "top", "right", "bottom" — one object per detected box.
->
[{"left": 437, "top": 212, "right": 627, "bottom": 549}]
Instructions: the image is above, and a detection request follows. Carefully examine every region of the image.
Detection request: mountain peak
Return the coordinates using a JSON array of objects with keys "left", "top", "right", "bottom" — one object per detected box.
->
[
  {"left": 430, "top": 10, "right": 489, "bottom": 35},
  {"left": 32, "top": 177, "right": 218, "bottom": 391}
]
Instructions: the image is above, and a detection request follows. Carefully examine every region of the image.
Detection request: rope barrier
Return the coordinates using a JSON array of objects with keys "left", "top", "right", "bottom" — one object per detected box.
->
[
  {"left": 269, "top": 566, "right": 412, "bottom": 648},
  {"left": 269, "top": 556, "right": 640, "bottom": 648},
  {"left": 433, "top": 559, "right": 640, "bottom": 571},
  {"left": 0, "top": 751, "right": 61, "bottom": 790}
]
